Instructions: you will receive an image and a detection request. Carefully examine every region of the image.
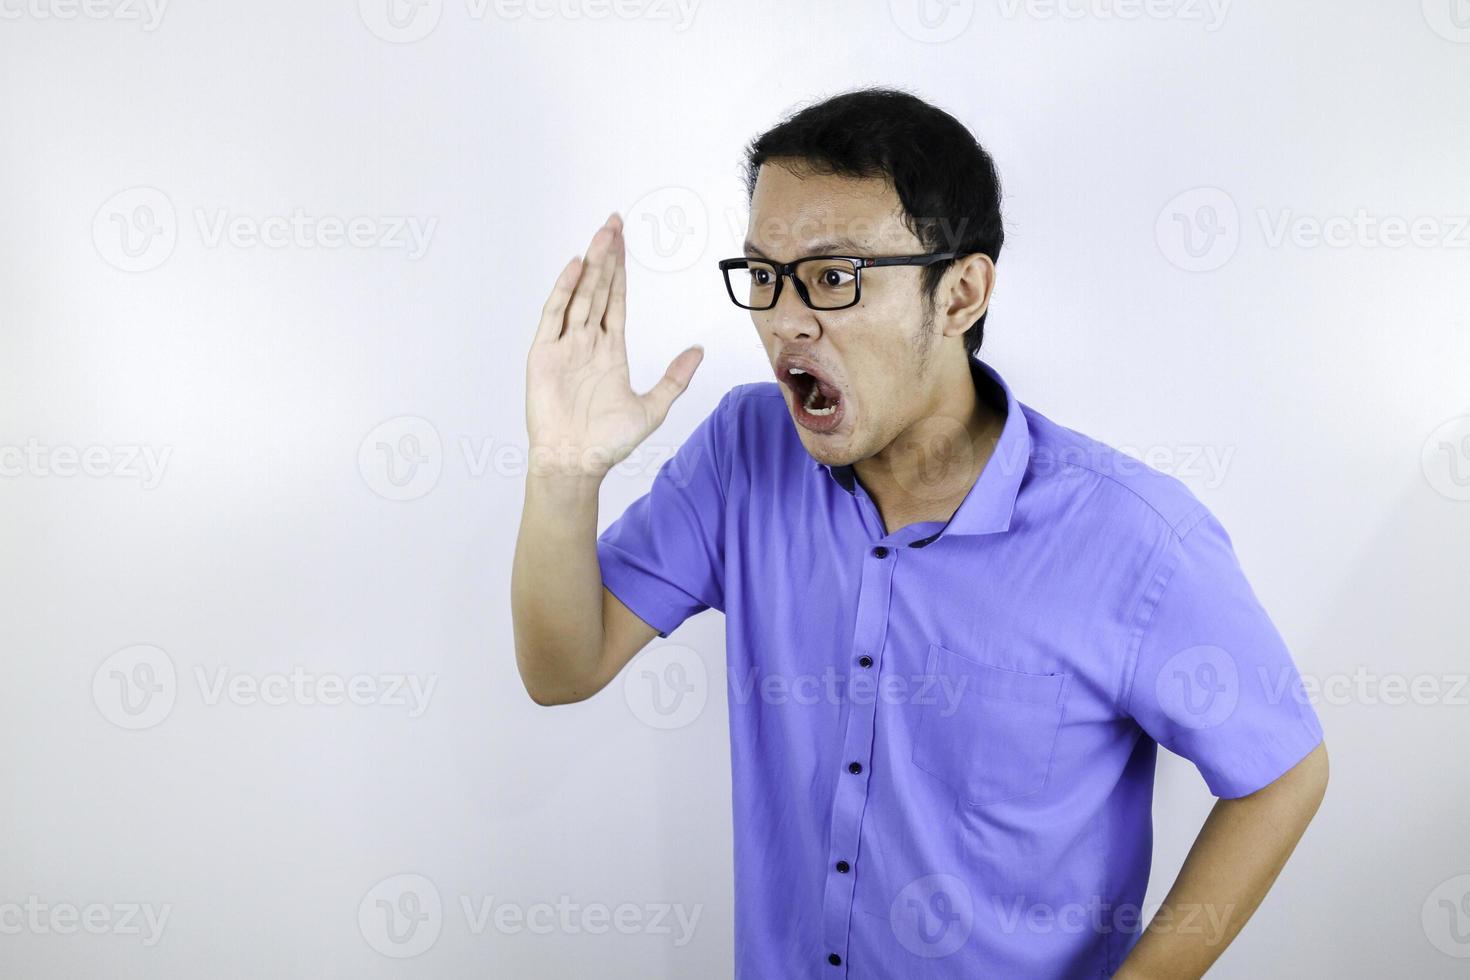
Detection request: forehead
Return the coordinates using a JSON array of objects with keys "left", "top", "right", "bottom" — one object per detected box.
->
[{"left": 746, "top": 160, "right": 920, "bottom": 257}]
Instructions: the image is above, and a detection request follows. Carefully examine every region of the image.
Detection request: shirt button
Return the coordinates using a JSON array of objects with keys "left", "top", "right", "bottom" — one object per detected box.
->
[
  {"left": 857, "top": 655, "right": 873, "bottom": 668},
  {"left": 828, "top": 953, "right": 842, "bottom": 966},
  {"left": 848, "top": 762, "right": 863, "bottom": 774},
  {"left": 835, "top": 860, "right": 851, "bottom": 873},
  {"left": 872, "top": 546, "right": 889, "bottom": 558}
]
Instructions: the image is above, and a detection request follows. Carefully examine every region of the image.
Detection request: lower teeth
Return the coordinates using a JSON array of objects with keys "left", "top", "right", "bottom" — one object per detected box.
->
[{"left": 804, "top": 385, "right": 836, "bottom": 417}]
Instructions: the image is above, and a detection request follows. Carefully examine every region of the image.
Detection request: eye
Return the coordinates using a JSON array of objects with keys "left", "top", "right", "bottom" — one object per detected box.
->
[{"left": 820, "top": 267, "right": 855, "bottom": 288}]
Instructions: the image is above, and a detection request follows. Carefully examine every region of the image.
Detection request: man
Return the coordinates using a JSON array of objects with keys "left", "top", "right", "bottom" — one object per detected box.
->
[{"left": 512, "top": 87, "right": 1328, "bottom": 979}]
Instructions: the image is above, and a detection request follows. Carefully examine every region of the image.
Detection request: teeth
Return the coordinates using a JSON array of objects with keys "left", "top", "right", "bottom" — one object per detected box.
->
[
  {"left": 788, "top": 368, "right": 806, "bottom": 375},
  {"left": 803, "top": 382, "right": 836, "bottom": 416}
]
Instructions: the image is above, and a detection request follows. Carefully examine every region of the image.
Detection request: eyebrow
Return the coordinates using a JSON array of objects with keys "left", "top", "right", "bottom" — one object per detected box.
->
[{"left": 742, "top": 237, "right": 868, "bottom": 260}]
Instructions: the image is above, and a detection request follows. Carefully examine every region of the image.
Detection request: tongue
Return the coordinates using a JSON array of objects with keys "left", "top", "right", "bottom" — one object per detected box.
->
[{"left": 811, "top": 378, "right": 840, "bottom": 407}]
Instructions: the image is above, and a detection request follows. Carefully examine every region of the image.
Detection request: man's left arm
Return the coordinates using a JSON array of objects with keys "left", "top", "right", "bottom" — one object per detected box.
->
[
  {"left": 1120, "top": 505, "right": 1331, "bottom": 977},
  {"left": 1115, "top": 741, "right": 1329, "bottom": 979}
]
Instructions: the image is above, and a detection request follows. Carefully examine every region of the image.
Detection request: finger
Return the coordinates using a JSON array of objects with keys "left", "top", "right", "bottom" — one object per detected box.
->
[
  {"left": 602, "top": 218, "right": 627, "bottom": 340},
  {"left": 585, "top": 219, "right": 620, "bottom": 335},
  {"left": 564, "top": 222, "right": 616, "bottom": 336},
  {"left": 639, "top": 345, "right": 704, "bottom": 426},
  {"left": 533, "top": 255, "right": 582, "bottom": 346}
]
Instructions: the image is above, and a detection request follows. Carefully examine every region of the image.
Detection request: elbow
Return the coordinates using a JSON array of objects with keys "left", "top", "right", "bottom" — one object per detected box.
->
[{"left": 525, "top": 684, "right": 588, "bottom": 707}]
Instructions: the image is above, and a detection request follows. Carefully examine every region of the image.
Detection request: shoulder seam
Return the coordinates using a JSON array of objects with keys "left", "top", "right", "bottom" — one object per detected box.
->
[{"left": 1031, "top": 446, "right": 1207, "bottom": 541}]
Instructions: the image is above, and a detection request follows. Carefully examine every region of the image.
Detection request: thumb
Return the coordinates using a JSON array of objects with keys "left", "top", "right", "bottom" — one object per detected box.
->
[{"left": 639, "top": 344, "right": 704, "bottom": 424}]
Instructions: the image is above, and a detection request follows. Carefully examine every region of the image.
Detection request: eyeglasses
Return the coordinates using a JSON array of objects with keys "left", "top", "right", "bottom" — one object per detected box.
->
[{"left": 717, "top": 251, "right": 961, "bottom": 311}]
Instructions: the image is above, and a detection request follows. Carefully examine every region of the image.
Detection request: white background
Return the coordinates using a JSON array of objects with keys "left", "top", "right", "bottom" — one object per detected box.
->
[{"left": 2, "top": 0, "right": 1468, "bottom": 976}]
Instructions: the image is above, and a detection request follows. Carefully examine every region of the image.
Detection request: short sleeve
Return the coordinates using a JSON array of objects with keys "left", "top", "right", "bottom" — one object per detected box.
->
[
  {"left": 595, "top": 390, "right": 733, "bottom": 639},
  {"left": 1124, "top": 506, "right": 1325, "bottom": 798}
]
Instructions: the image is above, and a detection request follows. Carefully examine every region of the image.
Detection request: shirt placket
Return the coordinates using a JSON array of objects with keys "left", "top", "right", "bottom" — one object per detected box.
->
[{"left": 820, "top": 539, "right": 897, "bottom": 974}]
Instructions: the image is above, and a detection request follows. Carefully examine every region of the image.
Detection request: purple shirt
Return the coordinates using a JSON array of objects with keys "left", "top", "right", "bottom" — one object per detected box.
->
[{"left": 596, "top": 357, "right": 1324, "bottom": 979}]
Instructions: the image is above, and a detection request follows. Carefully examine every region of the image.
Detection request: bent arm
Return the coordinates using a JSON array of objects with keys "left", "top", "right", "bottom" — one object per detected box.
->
[
  {"left": 1115, "top": 740, "right": 1329, "bottom": 979},
  {"left": 511, "top": 473, "right": 658, "bottom": 706}
]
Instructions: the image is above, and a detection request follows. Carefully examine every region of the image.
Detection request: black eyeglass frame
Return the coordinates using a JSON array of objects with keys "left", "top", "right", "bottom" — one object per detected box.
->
[{"left": 717, "top": 251, "right": 962, "bottom": 311}]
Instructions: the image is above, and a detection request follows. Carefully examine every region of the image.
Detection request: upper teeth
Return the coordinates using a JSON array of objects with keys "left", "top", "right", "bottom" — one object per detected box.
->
[{"left": 788, "top": 368, "right": 807, "bottom": 375}]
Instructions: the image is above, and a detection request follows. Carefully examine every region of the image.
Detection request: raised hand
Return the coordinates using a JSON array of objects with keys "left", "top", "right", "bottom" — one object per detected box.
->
[{"left": 525, "top": 212, "right": 704, "bottom": 480}]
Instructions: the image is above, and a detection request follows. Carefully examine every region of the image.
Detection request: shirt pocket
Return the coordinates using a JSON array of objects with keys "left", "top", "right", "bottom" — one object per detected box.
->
[{"left": 910, "top": 641, "right": 1069, "bottom": 807}]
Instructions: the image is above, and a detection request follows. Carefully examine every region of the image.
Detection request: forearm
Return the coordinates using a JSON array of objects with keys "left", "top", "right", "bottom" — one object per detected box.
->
[
  {"left": 511, "top": 472, "right": 606, "bottom": 704},
  {"left": 1115, "top": 741, "right": 1329, "bottom": 979}
]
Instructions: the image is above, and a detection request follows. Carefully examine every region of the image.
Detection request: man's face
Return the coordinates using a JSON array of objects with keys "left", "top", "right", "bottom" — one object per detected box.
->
[{"left": 744, "top": 160, "right": 951, "bottom": 467}]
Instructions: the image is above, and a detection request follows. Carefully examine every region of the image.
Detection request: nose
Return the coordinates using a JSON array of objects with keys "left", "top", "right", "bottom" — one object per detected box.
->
[{"left": 763, "top": 273, "right": 821, "bottom": 344}]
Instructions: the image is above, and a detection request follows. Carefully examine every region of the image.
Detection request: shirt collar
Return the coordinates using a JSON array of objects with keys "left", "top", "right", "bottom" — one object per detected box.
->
[{"left": 813, "top": 357, "right": 1031, "bottom": 538}]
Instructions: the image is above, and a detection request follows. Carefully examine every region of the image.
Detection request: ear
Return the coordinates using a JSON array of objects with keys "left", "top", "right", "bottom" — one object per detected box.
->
[{"left": 938, "top": 253, "right": 996, "bottom": 340}]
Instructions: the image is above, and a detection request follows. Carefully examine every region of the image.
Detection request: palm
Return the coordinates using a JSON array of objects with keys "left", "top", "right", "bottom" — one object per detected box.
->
[{"left": 525, "top": 215, "right": 703, "bottom": 479}]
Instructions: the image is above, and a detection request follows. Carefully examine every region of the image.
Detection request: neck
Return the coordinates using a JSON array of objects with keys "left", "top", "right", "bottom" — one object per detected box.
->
[{"left": 852, "top": 357, "right": 1004, "bottom": 535}]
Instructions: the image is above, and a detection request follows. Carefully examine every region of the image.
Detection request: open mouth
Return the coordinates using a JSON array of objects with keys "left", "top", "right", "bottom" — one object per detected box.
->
[
  {"left": 785, "top": 368, "right": 841, "bottom": 416},
  {"left": 776, "top": 359, "right": 846, "bottom": 433}
]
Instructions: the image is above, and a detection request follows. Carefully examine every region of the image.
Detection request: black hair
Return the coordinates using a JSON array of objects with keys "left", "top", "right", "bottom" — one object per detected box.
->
[{"left": 741, "top": 86, "right": 1004, "bottom": 358}]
